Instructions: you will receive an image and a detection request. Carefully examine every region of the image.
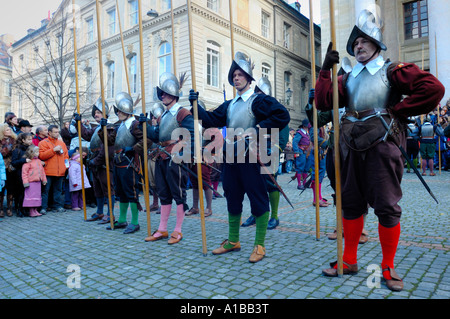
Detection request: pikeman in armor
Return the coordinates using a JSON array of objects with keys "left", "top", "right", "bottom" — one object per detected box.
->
[
  {"left": 241, "top": 77, "right": 290, "bottom": 230},
  {"left": 71, "top": 98, "right": 116, "bottom": 223},
  {"left": 146, "top": 102, "right": 165, "bottom": 214},
  {"left": 190, "top": 52, "right": 290, "bottom": 263},
  {"left": 418, "top": 115, "right": 444, "bottom": 176},
  {"left": 141, "top": 72, "right": 194, "bottom": 245},
  {"left": 315, "top": 10, "right": 445, "bottom": 291},
  {"left": 98, "top": 93, "right": 150, "bottom": 234}
]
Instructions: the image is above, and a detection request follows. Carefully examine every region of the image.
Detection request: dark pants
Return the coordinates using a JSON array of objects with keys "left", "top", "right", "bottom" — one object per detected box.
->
[
  {"left": 340, "top": 135, "right": 405, "bottom": 228},
  {"left": 114, "top": 164, "right": 138, "bottom": 203},
  {"left": 42, "top": 176, "right": 64, "bottom": 210},
  {"left": 222, "top": 162, "right": 269, "bottom": 217},
  {"left": 155, "top": 159, "right": 188, "bottom": 206},
  {"left": 92, "top": 167, "right": 115, "bottom": 198},
  {"left": 71, "top": 190, "right": 83, "bottom": 208}
]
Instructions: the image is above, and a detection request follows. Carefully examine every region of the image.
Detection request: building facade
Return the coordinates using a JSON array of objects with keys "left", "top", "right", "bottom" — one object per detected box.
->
[
  {"left": 0, "top": 34, "right": 13, "bottom": 119},
  {"left": 10, "top": 0, "right": 320, "bottom": 128}
]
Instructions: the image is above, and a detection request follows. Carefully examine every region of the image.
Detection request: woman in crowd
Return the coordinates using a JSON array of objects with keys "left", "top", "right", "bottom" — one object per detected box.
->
[{"left": 0, "top": 123, "right": 18, "bottom": 217}]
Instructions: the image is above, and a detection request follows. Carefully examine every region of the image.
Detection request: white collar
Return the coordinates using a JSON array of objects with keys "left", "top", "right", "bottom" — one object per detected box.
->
[
  {"left": 351, "top": 55, "right": 385, "bottom": 77},
  {"left": 121, "top": 115, "right": 135, "bottom": 129},
  {"left": 231, "top": 88, "right": 254, "bottom": 104},
  {"left": 162, "top": 102, "right": 182, "bottom": 117}
]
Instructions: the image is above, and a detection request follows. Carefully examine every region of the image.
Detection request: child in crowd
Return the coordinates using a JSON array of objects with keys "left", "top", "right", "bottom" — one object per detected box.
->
[
  {"left": 68, "top": 152, "right": 91, "bottom": 211},
  {"left": 22, "top": 145, "right": 47, "bottom": 217}
]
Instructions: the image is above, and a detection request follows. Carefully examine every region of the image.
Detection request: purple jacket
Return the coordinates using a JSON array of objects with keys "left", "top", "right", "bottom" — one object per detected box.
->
[{"left": 68, "top": 159, "right": 91, "bottom": 192}]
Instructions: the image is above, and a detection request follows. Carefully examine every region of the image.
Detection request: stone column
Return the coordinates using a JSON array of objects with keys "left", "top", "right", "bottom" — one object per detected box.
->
[{"left": 428, "top": 0, "right": 450, "bottom": 105}]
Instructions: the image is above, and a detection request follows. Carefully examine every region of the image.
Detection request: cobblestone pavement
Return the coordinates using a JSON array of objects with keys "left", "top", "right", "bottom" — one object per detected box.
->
[{"left": 0, "top": 169, "right": 448, "bottom": 302}]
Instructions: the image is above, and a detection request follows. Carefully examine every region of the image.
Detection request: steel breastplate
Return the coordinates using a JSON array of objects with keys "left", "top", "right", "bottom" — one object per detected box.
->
[
  {"left": 345, "top": 62, "right": 391, "bottom": 112},
  {"left": 421, "top": 123, "right": 434, "bottom": 138},
  {"left": 159, "top": 110, "right": 180, "bottom": 142},
  {"left": 89, "top": 126, "right": 102, "bottom": 151},
  {"left": 226, "top": 94, "right": 258, "bottom": 131},
  {"left": 114, "top": 122, "right": 136, "bottom": 151}
]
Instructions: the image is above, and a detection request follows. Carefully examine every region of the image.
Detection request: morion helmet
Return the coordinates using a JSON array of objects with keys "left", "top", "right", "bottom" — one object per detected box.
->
[
  {"left": 92, "top": 97, "right": 110, "bottom": 118},
  {"left": 114, "top": 91, "right": 134, "bottom": 115},
  {"left": 228, "top": 51, "right": 255, "bottom": 86},
  {"left": 150, "top": 102, "right": 165, "bottom": 119},
  {"left": 254, "top": 77, "right": 272, "bottom": 96},
  {"left": 346, "top": 9, "right": 387, "bottom": 57}
]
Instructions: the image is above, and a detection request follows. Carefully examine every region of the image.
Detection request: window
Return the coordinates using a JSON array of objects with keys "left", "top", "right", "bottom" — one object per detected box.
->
[
  {"left": 262, "top": 63, "right": 271, "bottom": 78},
  {"left": 283, "top": 23, "right": 291, "bottom": 48},
  {"left": 161, "top": 0, "right": 171, "bottom": 12},
  {"left": 107, "top": 62, "right": 115, "bottom": 98},
  {"left": 207, "top": 0, "right": 219, "bottom": 12},
  {"left": 129, "top": 54, "right": 138, "bottom": 93},
  {"left": 284, "top": 72, "right": 291, "bottom": 105},
  {"left": 108, "top": 8, "right": 116, "bottom": 36},
  {"left": 261, "top": 11, "right": 270, "bottom": 38},
  {"left": 404, "top": 0, "right": 428, "bottom": 40},
  {"left": 206, "top": 41, "right": 220, "bottom": 88},
  {"left": 129, "top": 0, "right": 138, "bottom": 26},
  {"left": 86, "top": 17, "right": 94, "bottom": 43},
  {"left": 158, "top": 42, "right": 172, "bottom": 77}
]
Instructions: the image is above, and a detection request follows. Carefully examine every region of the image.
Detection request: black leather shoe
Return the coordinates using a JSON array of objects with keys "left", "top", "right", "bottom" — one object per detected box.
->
[
  {"left": 123, "top": 224, "right": 140, "bottom": 234},
  {"left": 86, "top": 214, "right": 104, "bottom": 222},
  {"left": 241, "top": 215, "right": 256, "bottom": 227},
  {"left": 267, "top": 217, "right": 279, "bottom": 230},
  {"left": 106, "top": 221, "right": 128, "bottom": 230}
]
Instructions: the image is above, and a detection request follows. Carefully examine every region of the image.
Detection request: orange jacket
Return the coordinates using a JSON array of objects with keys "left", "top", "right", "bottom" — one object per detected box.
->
[{"left": 38, "top": 137, "right": 68, "bottom": 176}]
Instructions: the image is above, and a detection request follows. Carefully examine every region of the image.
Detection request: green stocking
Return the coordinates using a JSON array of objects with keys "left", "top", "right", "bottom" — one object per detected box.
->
[
  {"left": 269, "top": 191, "right": 280, "bottom": 220},
  {"left": 254, "top": 211, "right": 270, "bottom": 247},
  {"left": 130, "top": 202, "right": 139, "bottom": 225},
  {"left": 118, "top": 202, "right": 129, "bottom": 223},
  {"left": 224, "top": 212, "right": 241, "bottom": 249}
]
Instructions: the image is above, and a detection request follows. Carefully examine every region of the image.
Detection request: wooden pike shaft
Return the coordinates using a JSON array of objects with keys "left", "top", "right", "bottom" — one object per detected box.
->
[
  {"left": 187, "top": 0, "right": 208, "bottom": 255},
  {"left": 329, "top": 0, "right": 343, "bottom": 276},
  {"left": 309, "top": 0, "right": 320, "bottom": 241},
  {"left": 116, "top": 0, "right": 131, "bottom": 94},
  {"left": 72, "top": 0, "right": 87, "bottom": 220},
  {"left": 171, "top": 0, "right": 177, "bottom": 75},
  {"left": 137, "top": 0, "right": 152, "bottom": 234},
  {"left": 228, "top": 0, "right": 236, "bottom": 98},
  {"left": 95, "top": 0, "right": 114, "bottom": 230}
]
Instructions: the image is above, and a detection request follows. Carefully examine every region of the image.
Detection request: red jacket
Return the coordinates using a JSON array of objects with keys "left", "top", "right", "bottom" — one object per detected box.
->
[{"left": 38, "top": 137, "right": 68, "bottom": 176}]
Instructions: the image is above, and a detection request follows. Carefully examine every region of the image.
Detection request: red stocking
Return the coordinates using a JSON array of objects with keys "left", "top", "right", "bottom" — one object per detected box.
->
[{"left": 379, "top": 223, "right": 401, "bottom": 280}]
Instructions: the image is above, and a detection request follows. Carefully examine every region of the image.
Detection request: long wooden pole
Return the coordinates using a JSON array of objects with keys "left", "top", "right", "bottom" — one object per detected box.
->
[
  {"left": 309, "top": 0, "right": 320, "bottom": 241},
  {"left": 116, "top": 0, "right": 131, "bottom": 94},
  {"left": 228, "top": 0, "right": 236, "bottom": 97},
  {"left": 95, "top": 0, "right": 114, "bottom": 230},
  {"left": 170, "top": 0, "right": 177, "bottom": 75},
  {"left": 137, "top": 0, "right": 152, "bottom": 235},
  {"left": 329, "top": 0, "right": 343, "bottom": 276},
  {"left": 435, "top": 33, "right": 441, "bottom": 175},
  {"left": 187, "top": 0, "right": 207, "bottom": 256},
  {"left": 72, "top": 0, "right": 87, "bottom": 221}
]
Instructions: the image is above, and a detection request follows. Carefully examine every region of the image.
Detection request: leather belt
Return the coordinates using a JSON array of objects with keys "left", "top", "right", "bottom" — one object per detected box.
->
[
  {"left": 344, "top": 108, "right": 389, "bottom": 122},
  {"left": 158, "top": 140, "right": 177, "bottom": 147}
]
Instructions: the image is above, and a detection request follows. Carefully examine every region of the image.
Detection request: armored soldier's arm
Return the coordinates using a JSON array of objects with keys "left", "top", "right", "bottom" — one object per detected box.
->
[
  {"left": 252, "top": 95, "right": 290, "bottom": 130},
  {"left": 388, "top": 63, "right": 445, "bottom": 117},
  {"left": 131, "top": 120, "right": 153, "bottom": 155},
  {"left": 305, "top": 103, "right": 334, "bottom": 128},
  {"left": 144, "top": 122, "right": 160, "bottom": 143},
  {"left": 196, "top": 102, "right": 229, "bottom": 129},
  {"left": 315, "top": 70, "right": 347, "bottom": 111}
]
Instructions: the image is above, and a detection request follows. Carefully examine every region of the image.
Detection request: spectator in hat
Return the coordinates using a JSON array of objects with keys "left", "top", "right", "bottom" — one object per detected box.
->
[{"left": 18, "top": 120, "right": 33, "bottom": 134}]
